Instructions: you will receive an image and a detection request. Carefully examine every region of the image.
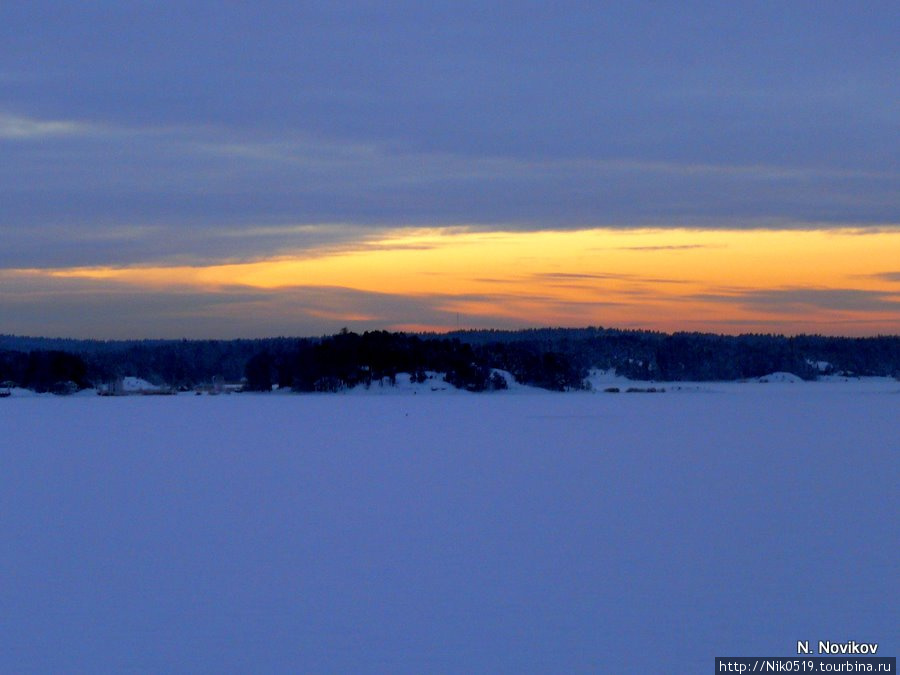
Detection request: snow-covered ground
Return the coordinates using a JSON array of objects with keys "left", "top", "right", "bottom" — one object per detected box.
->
[
  {"left": 121, "top": 375, "right": 162, "bottom": 392},
  {"left": 1, "top": 381, "right": 897, "bottom": 673}
]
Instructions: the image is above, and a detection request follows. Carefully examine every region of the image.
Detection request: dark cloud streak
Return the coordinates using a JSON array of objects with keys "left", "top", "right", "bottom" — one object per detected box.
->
[{"left": 694, "top": 287, "right": 900, "bottom": 315}]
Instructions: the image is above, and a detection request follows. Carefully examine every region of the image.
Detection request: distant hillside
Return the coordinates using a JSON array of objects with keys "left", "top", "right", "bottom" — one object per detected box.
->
[
  {"left": 2, "top": 328, "right": 899, "bottom": 393},
  {"left": 449, "top": 327, "right": 900, "bottom": 381}
]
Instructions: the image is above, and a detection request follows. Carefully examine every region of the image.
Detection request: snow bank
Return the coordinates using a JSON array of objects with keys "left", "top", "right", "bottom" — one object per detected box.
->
[
  {"left": 757, "top": 371, "right": 804, "bottom": 383},
  {"left": 345, "top": 372, "right": 463, "bottom": 395},
  {"left": 121, "top": 376, "right": 161, "bottom": 392}
]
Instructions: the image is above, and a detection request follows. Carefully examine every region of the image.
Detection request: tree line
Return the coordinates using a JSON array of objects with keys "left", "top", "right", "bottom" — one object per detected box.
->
[
  {"left": 1, "top": 328, "right": 899, "bottom": 393},
  {"left": 451, "top": 328, "right": 900, "bottom": 382}
]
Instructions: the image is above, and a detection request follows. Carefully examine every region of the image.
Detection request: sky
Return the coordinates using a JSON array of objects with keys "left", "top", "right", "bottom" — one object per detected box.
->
[{"left": 1, "top": 1, "right": 898, "bottom": 338}]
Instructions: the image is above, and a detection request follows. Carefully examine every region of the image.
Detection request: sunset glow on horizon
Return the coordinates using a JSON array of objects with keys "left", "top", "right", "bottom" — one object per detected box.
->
[{"left": 6, "top": 226, "right": 898, "bottom": 338}]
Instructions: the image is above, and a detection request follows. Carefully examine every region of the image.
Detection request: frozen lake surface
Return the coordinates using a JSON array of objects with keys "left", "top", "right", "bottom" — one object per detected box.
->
[{"left": 2, "top": 382, "right": 898, "bottom": 673}]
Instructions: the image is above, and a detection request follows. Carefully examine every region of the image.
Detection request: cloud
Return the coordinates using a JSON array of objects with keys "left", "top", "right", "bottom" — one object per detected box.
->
[
  {"left": 0, "top": 264, "right": 629, "bottom": 339},
  {"left": 864, "top": 272, "right": 900, "bottom": 283},
  {"left": 694, "top": 287, "right": 900, "bottom": 315},
  {"left": 6, "top": 259, "right": 900, "bottom": 339},
  {"left": 1, "top": 103, "right": 898, "bottom": 271},
  {"left": 532, "top": 272, "right": 692, "bottom": 285},
  {"left": 612, "top": 244, "right": 724, "bottom": 252},
  {"left": 0, "top": 113, "right": 91, "bottom": 140},
  {"left": 0, "top": 219, "right": 407, "bottom": 269},
  {"left": 194, "top": 138, "right": 900, "bottom": 191},
  {"left": 533, "top": 272, "right": 633, "bottom": 281}
]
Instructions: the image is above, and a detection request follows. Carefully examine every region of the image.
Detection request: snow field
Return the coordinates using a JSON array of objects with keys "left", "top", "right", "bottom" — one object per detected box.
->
[{"left": 1, "top": 387, "right": 897, "bottom": 673}]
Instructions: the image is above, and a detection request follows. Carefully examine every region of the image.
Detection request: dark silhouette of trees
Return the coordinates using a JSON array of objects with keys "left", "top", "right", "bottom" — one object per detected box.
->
[
  {"left": 0, "top": 350, "right": 88, "bottom": 393},
  {"left": 2, "top": 328, "right": 899, "bottom": 393}
]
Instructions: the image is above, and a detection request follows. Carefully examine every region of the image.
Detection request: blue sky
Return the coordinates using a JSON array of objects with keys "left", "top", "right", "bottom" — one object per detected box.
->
[{"left": 1, "top": 2, "right": 898, "bottom": 336}]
